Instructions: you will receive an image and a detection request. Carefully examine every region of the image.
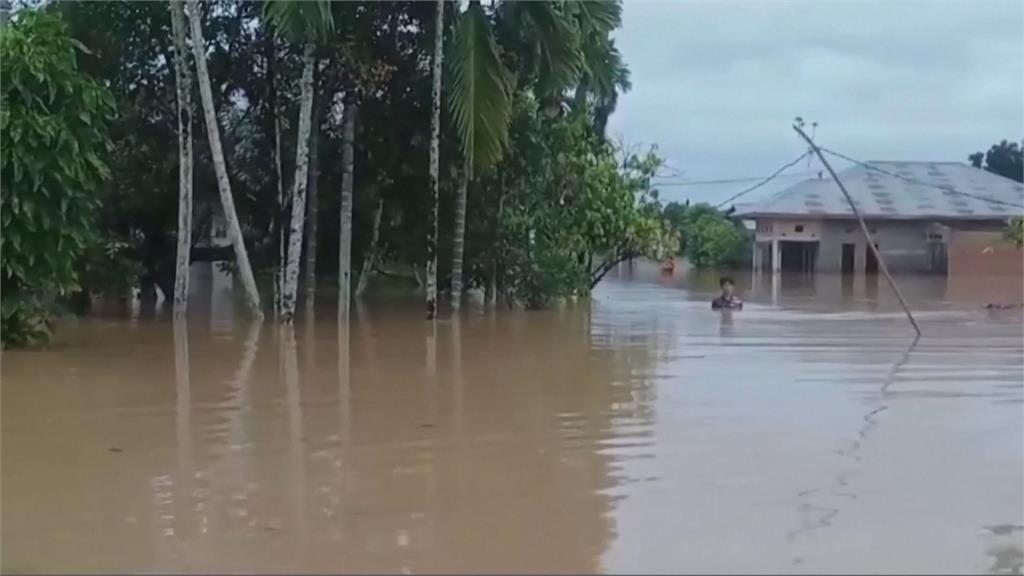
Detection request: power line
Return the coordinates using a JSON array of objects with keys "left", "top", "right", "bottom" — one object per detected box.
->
[
  {"left": 652, "top": 170, "right": 816, "bottom": 187},
  {"left": 820, "top": 147, "right": 1024, "bottom": 210},
  {"left": 714, "top": 151, "right": 813, "bottom": 209}
]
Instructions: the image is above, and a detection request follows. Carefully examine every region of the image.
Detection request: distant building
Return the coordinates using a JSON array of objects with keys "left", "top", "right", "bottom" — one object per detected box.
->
[{"left": 734, "top": 161, "right": 1024, "bottom": 275}]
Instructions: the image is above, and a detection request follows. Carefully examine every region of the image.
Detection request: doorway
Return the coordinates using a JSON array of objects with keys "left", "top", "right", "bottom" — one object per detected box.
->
[
  {"left": 780, "top": 241, "right": 819, "bottom": 273},
  {"left": 865, "top": 243, "right": 879, "bottom": 273},
  {"left": 841, "top": 243, "right": 855, "bottom": 273}
]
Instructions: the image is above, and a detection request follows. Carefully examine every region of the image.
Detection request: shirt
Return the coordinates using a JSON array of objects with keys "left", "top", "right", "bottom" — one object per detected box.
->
[{"left": 711, "top": 295, "right": 743, "bottom": 310}]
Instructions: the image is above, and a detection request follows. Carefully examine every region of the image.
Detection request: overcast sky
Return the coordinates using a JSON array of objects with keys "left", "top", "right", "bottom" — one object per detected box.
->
[{"left": 607, "top": 0, "right": 1024, "bottom": 205}]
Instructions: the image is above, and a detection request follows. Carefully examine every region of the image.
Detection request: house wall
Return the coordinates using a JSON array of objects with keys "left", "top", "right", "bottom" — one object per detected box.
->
[
  {"left": 819, "top": 220, "right": 936, "bottom": 273},
  {"left": 755, "top": 218, "right": 999, "bottom": 273}
]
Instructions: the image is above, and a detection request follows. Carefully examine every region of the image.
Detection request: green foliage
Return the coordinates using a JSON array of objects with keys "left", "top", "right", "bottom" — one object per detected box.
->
[
  {"left": 662, "top": 202, "right": 749, "bottom": 268},
  {"left": 686, "top": 212, "right": 747, "bottom": 268},
  {"left": 506, "top": 1, "right": 581, "bottom": 99},
  {"left": 1, "top": 11, "right": 115, "bottom": 346},
  {"left": 1005, "top": 217, "right": 1024, "bottom": 248},
  {"left": 447, "top": 2, "right": 513, "bottom": 177},
  {"left": 264, "top": 0, "right": 334, "bottom": 44},
  {"left": 488, "top": 99, "right": 672, "bottom": 307},
  {"left": 969, "top": 140, "right": 1023, "bottom": 183},
  {"left": 6, "top": 0, "right": 640, "bottom": 322}
]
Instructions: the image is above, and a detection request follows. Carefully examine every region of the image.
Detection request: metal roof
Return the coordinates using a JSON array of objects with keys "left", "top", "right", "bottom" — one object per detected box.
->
[{"left": 733, "top": 161, "right": 1024, "bottom": 220}]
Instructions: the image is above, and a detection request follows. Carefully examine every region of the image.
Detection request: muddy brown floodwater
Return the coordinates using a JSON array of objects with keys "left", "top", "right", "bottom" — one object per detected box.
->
[{"left": 3, "top": 263, "right": 1022, "bottom": 574}]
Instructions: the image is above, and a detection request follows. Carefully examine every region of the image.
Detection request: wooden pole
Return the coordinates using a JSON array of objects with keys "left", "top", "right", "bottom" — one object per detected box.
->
[{"left": 793, "top": 124, "right": 921, "bottom": 337}]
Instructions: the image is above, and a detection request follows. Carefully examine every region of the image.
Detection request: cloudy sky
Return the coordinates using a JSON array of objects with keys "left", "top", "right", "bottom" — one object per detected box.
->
[{"left": 607, "top": 0, "right": 1024, "bottom": 205}]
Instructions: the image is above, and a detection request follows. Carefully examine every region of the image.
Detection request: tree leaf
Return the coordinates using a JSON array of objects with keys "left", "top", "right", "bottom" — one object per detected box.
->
[{"left": 447, "top": 3, "right": 513, "bottom": 177}]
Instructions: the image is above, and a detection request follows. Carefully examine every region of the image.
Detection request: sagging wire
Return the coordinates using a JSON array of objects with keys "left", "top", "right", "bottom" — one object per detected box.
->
[{"left": 714, "top": 150, "right": 813, "bottom": 209}]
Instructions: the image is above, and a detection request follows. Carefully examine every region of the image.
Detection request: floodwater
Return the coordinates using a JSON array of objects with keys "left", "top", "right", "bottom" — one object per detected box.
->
[{"left": 2, "top": 263, "right": 1022, "bottom": 574}]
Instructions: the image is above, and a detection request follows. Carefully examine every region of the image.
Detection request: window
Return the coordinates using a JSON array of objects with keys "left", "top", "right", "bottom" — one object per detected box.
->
[{"left": 795, "top": 225, "right": 804, "bottom": 233}]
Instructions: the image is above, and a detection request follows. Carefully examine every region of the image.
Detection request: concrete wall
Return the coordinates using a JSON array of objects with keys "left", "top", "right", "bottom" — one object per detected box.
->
[
  {"left": 819, "top": 220, "right": 937, "bottom": 273},
  {"left": 755, "top": 217, "right": 1013, "bottom": 273},
  {"left": 755, "top": 218, "right": 995, "bottom": 273}
]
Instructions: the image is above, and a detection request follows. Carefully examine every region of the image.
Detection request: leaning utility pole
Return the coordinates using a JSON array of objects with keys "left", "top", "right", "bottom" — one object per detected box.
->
[{"left": 793, "top": 123, "right": 921, "bottom": 337}]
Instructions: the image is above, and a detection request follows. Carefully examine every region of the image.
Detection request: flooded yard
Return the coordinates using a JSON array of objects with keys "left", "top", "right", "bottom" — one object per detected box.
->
[{"left": 2, "top": 265, "right": 1022, "bottom": 574}]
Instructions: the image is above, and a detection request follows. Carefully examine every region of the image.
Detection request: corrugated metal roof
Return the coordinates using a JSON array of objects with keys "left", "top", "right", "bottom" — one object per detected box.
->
[{"left": 734, "top": 161, "right": 1024, "bottom": 220}]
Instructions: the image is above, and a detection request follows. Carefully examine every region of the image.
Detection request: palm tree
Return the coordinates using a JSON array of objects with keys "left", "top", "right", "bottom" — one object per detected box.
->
[
  {"left": 185, "top": 0, "right": 262, "bottom": 318},
  {"left": 338, "top": 95, "right": 356, "bottom": 319},
  {"left": 303, "top": 87, "right": 321, "bottom": 315},
  {"left": 169, "top": 0, "right": 192, "bottom": 317},
  {"left": 567, "top": 0, "right": 630, "bottom": 137},
  {"left": 447, "top": 0, "right": 583, "bottom": 309},
  {"left": 265, "top": 1, "right": 333, "bottom": 323},
  {"left": 425, "top": 0, "right": 444, "bottom": 320}
]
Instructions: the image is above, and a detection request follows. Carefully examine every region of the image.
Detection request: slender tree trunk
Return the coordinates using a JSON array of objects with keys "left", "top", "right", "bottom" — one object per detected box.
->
[
  {"left": 338, "top": 97, "right": 357, "bottom": 319},
  {"left": 186, "top": 0, "right": 262, "bottom": 318},
  {"left": 274, "top": 113, "right": 285, "bottom": 316},
  {"left": 303, "top": 82, "right": 321, "bottom": 314},
  {"left": 426, "top": 0, "right": 444, "bottom": 319},
  {"left": 280, "top": 43, "right": 317, "bottom": 323},
  {"left": 450, "top": 169, "right": 468, "bottom": 310},
  {"left": 170, "top": 0, "right": 193, "bottom": 317},
  {"left": 266, "top": 34, "right": 285, "bottom": 319},
  {"left": 355, "top": 198, "right": 384, "bottom": 298},
  {"left": 488, "top": 189, "right": 505, "bottom": 307}
]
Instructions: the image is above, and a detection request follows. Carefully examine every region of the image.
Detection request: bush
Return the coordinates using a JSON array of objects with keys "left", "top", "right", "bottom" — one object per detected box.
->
[
  {"left": 686, "top": 213, "right": 747, "bottom": 268},
  {"left": 662, "top": 202, "right": 749, "bottom": 268},
  {"left": 1, "top": 11, "right": 115, "bottom": 346}
]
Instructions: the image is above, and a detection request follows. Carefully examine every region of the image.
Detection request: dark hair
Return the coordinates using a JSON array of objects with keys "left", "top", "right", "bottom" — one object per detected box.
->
[{"left": 719, "top": 276, "right": 735, "bottom": 287}]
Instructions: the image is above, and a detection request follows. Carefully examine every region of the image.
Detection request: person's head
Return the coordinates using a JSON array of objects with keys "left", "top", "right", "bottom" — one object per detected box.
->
[{"left": 719, "top": 276, "right": 735, "bottom": 297}]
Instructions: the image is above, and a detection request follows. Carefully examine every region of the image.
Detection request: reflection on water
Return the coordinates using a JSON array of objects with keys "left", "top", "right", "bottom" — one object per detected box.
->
[{"left": 2, "top": 265, "right": 1021, "bottom": 573}]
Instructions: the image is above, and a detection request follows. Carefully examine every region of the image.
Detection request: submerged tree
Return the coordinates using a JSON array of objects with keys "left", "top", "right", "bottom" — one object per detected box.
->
[
  {"left": 186, "top": 0, "right": 262, "bottom": 317},
  {"left": 168, "top": 0, "right": 193, "bottom": 317},
  {"left": 264, "top": 0, "right": 333, "bottom": 322},
  {"left": 2, "top": 0, "right": 653, "bottom": 344},
  {"left": 425, "top": 0, "right": 444, "bottom": 319}
]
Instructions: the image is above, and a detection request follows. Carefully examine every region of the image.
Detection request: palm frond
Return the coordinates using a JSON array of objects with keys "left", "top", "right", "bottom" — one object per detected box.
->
[
  {"left": 447, "top": 2, "right": 513, "bottom": 177},
  {"left": 582, "top": 35, "right": 630, "bottom": 99},
  {"left": 571, "top": 0, "right": 622, "bottom": 35},
  {"left": 264, "top": 0, "right": 334, "bottom": 44},
  {"left": 511, "top": 1, "right": 583, "bottom": 98}
]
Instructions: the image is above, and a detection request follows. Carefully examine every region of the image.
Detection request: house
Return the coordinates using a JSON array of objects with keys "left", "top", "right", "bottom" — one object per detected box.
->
[{"left": 733, "top": 161, "right": 1024, "bottom": 275}]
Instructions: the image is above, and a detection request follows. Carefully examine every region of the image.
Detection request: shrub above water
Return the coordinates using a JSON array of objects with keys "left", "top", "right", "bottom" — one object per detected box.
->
[{"left": 1, "top": 12, "right": 115, "bottom": 346}]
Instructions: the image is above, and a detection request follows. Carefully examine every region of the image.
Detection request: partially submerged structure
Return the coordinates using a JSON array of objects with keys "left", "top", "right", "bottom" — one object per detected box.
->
[{"left": 734, "top": 161, "right": 1024, "bottom": 274}]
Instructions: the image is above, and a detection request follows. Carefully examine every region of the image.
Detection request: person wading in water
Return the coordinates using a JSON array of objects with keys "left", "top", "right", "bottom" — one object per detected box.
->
[{"left": 711, "top": 276, "right": 743, "bottom": 310}]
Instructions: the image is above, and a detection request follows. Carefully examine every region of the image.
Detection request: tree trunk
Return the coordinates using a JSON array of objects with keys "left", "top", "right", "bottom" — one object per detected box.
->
[
  {"left": 488, "top": 188, "right": 504, "bottom": 307},
  {"left": 169, "top": 0, "right": 193, "bottom": 318},
  {"left": 280, "top": 43, "right": 317, "bottom": 323},
  {"left": 303, "top": 79, "right": 321, "bottom": 315},
  {"left": 186, "top": 0, "right": 262, "bottom": 318},
  {"left": 338, "top": 97, "right": 357, "bottom": 319},
  {"left": 450, "top": 169, "right": 468, "bottom": 310},
  {"left": 266, "top": 34, "right": 285, "bottom": 319},
  {"left": 425, "top": 0, "right": 444, "bottom": 320},
  {"left": 355, "top": 198, "right": 384, "bottom": 298}
]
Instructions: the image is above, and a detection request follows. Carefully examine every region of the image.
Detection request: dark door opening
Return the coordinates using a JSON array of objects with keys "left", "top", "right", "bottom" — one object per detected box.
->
[
  {"left": 780, "top": 241, "right": 819, "bottom": 273},
  {"left": 928, "top": 243, "right": 947, "bottom": 274},
  {"left": 865, "top": 243, "right": 879, "bottom": 274},
  {"left": 841, "top": 243, "right": 855, "bottom": 273}
]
